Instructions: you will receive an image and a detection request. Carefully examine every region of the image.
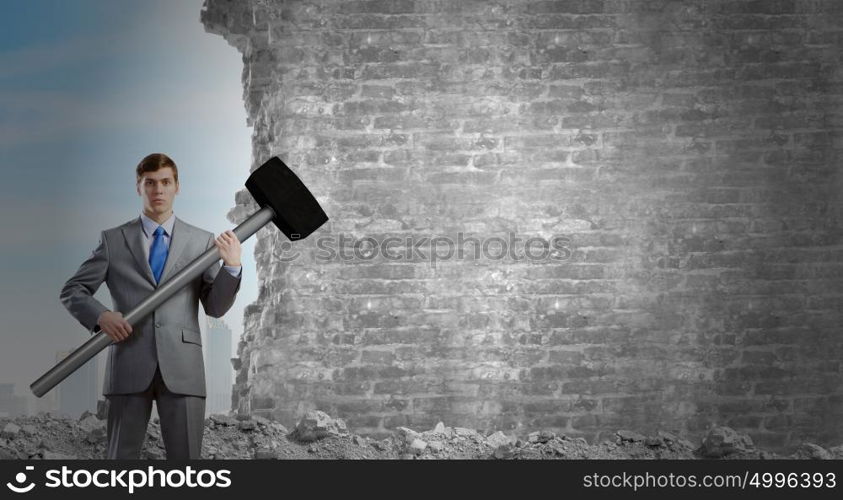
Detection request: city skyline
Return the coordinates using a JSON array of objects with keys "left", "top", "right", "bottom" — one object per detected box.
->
[{"left": 4, "top": 316, "right": 238, "bottom": 418}]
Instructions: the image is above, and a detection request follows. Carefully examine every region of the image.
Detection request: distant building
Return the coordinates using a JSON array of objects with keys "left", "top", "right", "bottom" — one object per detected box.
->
[
  {"left": 54, "top": 350, "right": 98, "bottom": 419},
  {"left": 29, "top": 388, "right": 58, "bottom": 416},
  {"left": 0, "top": 384, "right": 26, "bottom": 418},
  {"left": 204, "top": 317, "right": 234, "bottom": 415}
]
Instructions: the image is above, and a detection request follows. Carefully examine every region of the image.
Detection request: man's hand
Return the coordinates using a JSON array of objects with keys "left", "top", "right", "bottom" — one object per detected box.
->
[
  {"left": 98, "top": 311, "right": 132, "bottom": 342},
  {"left": 215, "top": 229, "right": 241, "bottom": 267}
]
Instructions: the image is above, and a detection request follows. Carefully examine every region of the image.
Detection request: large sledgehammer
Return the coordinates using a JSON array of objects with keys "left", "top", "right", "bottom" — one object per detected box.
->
[{"left": 30, "top": 156, "right": 328, "bottom": 397}]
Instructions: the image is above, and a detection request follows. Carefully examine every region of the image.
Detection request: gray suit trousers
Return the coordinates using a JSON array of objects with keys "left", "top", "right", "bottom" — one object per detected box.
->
[{"left": 105, "top": 363, "right": 205, "bottom": 459}]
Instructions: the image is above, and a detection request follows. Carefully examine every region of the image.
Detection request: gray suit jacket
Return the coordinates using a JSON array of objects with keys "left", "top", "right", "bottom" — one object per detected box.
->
[{"left": 59, "top": 216, "right": 241, "bottom": 397}]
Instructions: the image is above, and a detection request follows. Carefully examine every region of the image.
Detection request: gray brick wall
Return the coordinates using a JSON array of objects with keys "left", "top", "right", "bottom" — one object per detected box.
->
[{"left": 202, "top": 0, "right": 843, "bottom": 451}]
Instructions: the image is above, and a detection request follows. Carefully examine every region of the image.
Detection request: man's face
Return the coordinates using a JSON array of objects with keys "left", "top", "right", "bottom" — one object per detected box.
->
[{"left": 137, "top": 167, "right": 179, "bottom": 217}]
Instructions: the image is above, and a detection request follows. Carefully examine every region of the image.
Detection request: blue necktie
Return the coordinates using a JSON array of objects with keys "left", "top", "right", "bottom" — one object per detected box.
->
[{"left": 149, "top": 226, "right": 168, "bottom": 283}]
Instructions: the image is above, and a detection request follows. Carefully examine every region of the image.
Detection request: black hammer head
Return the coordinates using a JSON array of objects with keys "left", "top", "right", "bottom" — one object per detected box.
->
[{"left": 245, "top": 156, "right": 329, "bottom": 241}]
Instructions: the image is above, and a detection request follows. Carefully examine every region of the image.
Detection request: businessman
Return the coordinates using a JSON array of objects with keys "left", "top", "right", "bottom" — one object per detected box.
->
[{"left": 60, "top": 153, "right": 242, "bottom": 459}]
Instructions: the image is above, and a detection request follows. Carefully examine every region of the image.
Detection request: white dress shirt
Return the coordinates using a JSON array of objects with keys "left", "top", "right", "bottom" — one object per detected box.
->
[{"left": 140, "top": 212, "right": 241, "bottom": 278}]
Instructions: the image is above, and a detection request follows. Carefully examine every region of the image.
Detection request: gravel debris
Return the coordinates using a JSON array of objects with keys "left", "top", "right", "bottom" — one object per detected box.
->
[{"left": 1, "top": 410, "right": 839, "bottom": 460}]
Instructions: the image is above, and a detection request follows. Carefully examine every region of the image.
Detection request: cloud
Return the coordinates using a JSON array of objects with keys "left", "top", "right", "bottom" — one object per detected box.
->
[
  {"left": 0, "top": 0, "right": 247, "bottom": 149},
  {"left": 0, "top": 35, "right": 119, "bottom": 80},
  {"left": 0, "top": 90, "right": 92, "bottom": 147},
  {"left": 0, "top": 82, "right": 246, "bottom": 149}
]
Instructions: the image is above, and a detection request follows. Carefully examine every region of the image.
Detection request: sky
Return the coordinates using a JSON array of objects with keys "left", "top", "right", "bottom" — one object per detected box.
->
[{"left": 0, "top": 0, "right": 255, "bottom": 409}]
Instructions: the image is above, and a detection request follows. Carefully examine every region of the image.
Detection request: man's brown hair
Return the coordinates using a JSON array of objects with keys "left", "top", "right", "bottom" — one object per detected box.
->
[{"left": 136, "top": 153, "right": 179, "bottom": 184}]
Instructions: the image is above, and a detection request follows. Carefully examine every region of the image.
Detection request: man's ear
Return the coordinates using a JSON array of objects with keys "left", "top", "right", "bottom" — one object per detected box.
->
[
  {"left": 136, "top": 182, "right": 141, "bottom": 196},
  {"left": 175, "top": 181, "right": 180, "bottom": 195}
]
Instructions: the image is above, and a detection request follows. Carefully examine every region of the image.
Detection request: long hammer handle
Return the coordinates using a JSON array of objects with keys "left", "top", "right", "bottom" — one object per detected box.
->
[{"left": 30, "top": 205, "right": 276, "bottom": 397}]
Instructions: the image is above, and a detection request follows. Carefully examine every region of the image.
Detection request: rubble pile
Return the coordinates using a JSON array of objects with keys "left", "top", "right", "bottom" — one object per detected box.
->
[{"left": 2, "top": 409, "right": 841, "bottom": 460}]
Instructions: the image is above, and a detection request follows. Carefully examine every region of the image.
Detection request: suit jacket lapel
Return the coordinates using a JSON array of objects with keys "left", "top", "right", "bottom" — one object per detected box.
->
[
  {"left": 159, "top": 216, "right": 190, "bottom": 285},
  {"left": 122, "top": 217, "right": 157, "bottom": 287}
]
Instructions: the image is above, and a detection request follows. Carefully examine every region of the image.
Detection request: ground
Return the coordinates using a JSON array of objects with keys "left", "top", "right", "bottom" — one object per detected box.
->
[{"left": 1, "top": 410, "right": 840, "bottom": 460}]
